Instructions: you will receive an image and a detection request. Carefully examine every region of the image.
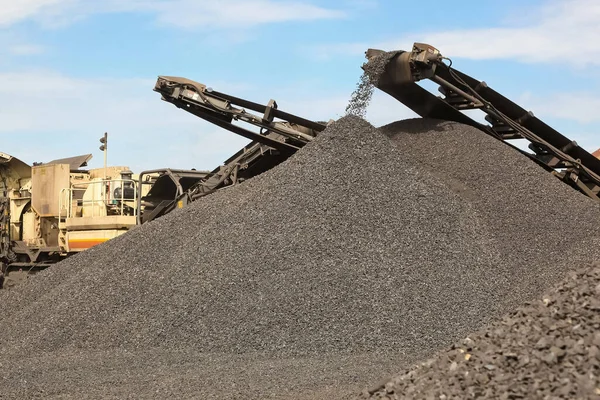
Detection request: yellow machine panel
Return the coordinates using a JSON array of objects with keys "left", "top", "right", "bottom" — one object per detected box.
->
[
  {"left": 89, "top": 166, "right": 130, "bottom": 180},
  {"left": 31, "top": 164, "right": 70, "bottom": 218}
]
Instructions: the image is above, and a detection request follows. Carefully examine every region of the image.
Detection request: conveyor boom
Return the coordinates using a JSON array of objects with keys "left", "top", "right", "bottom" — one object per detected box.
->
[
  {"left": 142, "top": 76, "right": 328, "bottom": 223},
  {"left": 366, "top": 44, "right": 600, "bottom": 202}
]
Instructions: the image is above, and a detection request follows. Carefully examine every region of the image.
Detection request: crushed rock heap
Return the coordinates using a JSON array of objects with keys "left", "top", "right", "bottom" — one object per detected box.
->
[
  {"left": 1, "top": 115, "right": 600, "bottom": 399},
  {"left": 365, "top": 262, "right": 600, "bottom": 399}
]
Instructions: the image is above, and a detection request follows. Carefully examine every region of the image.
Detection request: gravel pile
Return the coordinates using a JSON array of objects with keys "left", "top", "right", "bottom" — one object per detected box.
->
[
  {"left": 380, "top": 118, "right": 600, "bottom": 309},
  {"left": 1, "top": 116, "right": 600, "bottom": 399},
  {"left": 0, "top": 116, "right": 503, "bottom": 356},
  {"left": 365, "top": 262, "right": 600, "bottom": 399}
]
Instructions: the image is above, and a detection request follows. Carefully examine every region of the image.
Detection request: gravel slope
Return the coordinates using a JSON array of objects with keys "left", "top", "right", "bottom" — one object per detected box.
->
[
  {"left": 365, "top": 262, "right": 600, "bottom": 399},
  {"left": 380, "top": 118, "right": 600, "bottom": 310},
  {"left": 1, "top": 116, "right": 600, "bottom": 399},
  {"left": 0, "top": 117, "right": 500, "bottom": 357}
]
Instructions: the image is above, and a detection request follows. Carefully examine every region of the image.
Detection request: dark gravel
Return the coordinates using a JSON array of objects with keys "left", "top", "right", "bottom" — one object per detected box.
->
[
  {"left": 363, "top": 51, "right": 399, "bottom": 86},
  {"left": 346, "top": 51, "right": 398, "bottom": 118},
  {"left": 380, "top": 118, "right": 600, "bottom": 303},
  {"left": 365, "top": 262, "right": 600, "bottom": 399},
  {"left": 1, "top": 116, "right": 600, "bottom": 399},
  {"left": 345, "top": 72, "right": 374, "bottom": 118},
  {"left": 345, "top": 49, "right": 399, "bottom": 118}
]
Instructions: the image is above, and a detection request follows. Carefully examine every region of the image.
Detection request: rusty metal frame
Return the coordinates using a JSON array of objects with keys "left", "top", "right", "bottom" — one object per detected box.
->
[
  {"left": 137, "top": 169, "right": 209, "bottom": 224},
  {"left": 143, "top": 76, "right": 328, "bottom": 224},
  {"left": 368, "top": 44, "right": 600, "bottom": 202}
]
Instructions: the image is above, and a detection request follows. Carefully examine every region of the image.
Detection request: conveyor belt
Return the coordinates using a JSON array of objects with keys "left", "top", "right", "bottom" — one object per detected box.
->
[
  {"left": 146, "top": 76, "right": 328, "bottom": 224},
  {"left": 369, "top": 45, "right": 600, "bottom": 201}
]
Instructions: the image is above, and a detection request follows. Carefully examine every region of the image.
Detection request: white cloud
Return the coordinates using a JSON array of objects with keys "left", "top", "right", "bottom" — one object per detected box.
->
[
  {"left": 7, "top": 43, "right": 46, "bottom": 55},
  {"left": 0, "top": 0, "right": 345, "bottom": 29},
  {"left": 311, "top": 0, "right": 600, "bottom": 67},
  {"left": 0, "top": 0, "right": 67, "bottom": 25},
  {"left": 0, "top": 30, "right": 48, "bottom": 59},
  {"left": 149, "top": 1, "right": 345, "bottom": 29}
]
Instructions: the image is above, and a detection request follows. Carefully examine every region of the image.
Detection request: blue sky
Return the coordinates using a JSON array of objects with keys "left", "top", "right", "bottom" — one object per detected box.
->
[{"left": 2, "top": 0, "right": 599, "bottom": 172}]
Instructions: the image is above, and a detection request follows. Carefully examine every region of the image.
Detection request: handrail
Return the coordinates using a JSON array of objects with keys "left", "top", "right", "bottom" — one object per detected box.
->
[{"left": 58, "top": 179, "right": 138, "bottom": 222}]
